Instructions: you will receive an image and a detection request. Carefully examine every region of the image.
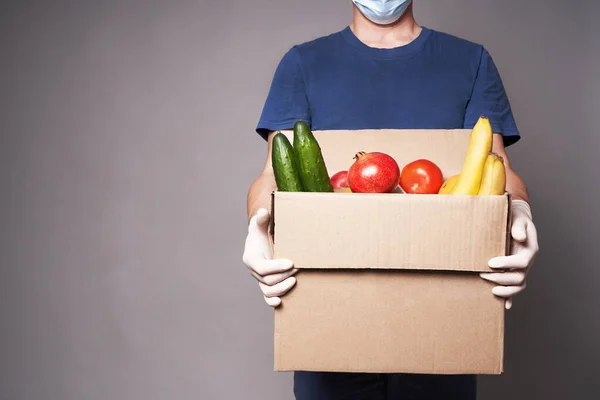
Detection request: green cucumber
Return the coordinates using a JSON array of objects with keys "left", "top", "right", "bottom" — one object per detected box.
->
[
  {"left": 293, "top": 121, "right": 334, "bottom": 192},
  {"left": 272, "top": 131, "right": 304, "bottom": 192}
]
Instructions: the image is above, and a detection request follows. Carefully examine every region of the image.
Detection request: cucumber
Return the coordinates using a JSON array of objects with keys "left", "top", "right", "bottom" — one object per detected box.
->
[
  {"left": 293, "top": 121, "right": 334, "bottom": 192},
  {"left": 272, "top": 131, "right": 304, "bottom": 192}
]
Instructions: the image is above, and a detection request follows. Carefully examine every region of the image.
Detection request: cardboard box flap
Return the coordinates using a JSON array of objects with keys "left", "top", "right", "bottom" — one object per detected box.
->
[
  {"left": 270, "top": 191, "right": 510, "bottom": 273},
  {"left": 277, "top": 128, "right": 474, "bottom": 176}
]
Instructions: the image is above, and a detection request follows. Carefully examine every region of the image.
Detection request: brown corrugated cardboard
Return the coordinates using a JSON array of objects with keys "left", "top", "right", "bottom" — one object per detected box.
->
[
  {"left": 271, "top": 192, "right": 510, "bottom": 272},
  {"left": 269, "top": 129, "right": 511, "bottom": 375}
]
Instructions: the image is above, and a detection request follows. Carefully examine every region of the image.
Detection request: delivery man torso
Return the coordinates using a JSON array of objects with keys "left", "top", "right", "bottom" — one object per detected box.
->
[
  {"left": 243, "top": 1, "right": 539, "bottom": 399},
  {"left": 256, "top": 20, "right": 519, "bottom": 147}
]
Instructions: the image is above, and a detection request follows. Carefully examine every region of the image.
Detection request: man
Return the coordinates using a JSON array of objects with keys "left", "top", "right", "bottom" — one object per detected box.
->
[{"left": 242, "top": 0, "right": 539, "bottom": 398}]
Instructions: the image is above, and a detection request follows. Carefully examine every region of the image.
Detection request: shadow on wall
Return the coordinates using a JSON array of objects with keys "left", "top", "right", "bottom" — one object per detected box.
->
[{"left": 480, "top": 186, "right": 598, "bottom": 399}]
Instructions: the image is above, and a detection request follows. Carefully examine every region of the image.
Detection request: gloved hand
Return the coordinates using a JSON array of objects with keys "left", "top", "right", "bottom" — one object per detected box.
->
[
  {"left": 480, "top": 200, "right": 539, "bottom": 309},
  {"left": 243, "top": 207, "right": 298, "bottom": 307}
]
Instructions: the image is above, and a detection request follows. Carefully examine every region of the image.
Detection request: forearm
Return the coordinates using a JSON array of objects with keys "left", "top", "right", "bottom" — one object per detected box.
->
[
  {"left": 492, "top": 133, "right": 530, "bottom": 204},
  {"left": 505, "top": 167, "right": 529, "bottom": 203},
  {"left": 247, "top": 171, "right": 277, "bottom": 223}
]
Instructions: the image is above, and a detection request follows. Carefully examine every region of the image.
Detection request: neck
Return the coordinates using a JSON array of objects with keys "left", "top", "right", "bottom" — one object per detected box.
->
[{"left": 349, "top": 3, "right": 421, "bottom": 49}]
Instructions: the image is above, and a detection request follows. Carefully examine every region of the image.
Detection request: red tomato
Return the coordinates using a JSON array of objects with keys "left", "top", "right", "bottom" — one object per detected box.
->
[
  {"left": 399, "top": 159, "right": 444, "bottom": 194},
  {"left": 330, "top": 170, "right": 349, "bottom": 189}
]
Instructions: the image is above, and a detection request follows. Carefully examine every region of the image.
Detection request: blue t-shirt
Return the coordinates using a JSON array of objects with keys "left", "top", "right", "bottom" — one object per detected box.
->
[{"left": 256, "top": 26, "right": 519, "bottom": 146}]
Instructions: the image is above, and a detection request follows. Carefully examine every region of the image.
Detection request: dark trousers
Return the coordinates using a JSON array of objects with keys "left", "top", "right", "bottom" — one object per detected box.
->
[{"left": 293, "top": 371, "right": 477, "bottom": 400}]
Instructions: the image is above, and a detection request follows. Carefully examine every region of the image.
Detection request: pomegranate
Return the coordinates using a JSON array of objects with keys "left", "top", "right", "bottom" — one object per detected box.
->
[
  {"left": 348, "top": 151, "right": 400, "bottom": 193},
  {"left": 330, "top": 170, "right": 349, "bottom": 189}
]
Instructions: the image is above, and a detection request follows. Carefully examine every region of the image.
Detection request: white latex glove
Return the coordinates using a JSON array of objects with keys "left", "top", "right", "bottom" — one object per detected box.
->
[
  {"left": 243, "top": 208, "right": 298, "bottom": 307},
  {"left": 480, "top": 200, "right": 539, "bottom": 309}
]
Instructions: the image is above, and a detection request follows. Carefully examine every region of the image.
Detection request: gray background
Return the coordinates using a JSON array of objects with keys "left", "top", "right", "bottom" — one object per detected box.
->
[{"left": 1, "top": 0, "right": 598, "bottom": 399}]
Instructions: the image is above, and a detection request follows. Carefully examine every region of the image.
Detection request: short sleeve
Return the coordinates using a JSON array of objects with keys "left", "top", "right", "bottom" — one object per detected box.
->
[
  {"left": 464, "top": 47, "right": 520, "bottom": 146},
  {"left": 256, "top": 46, "right": 311, "bottom": 141}
]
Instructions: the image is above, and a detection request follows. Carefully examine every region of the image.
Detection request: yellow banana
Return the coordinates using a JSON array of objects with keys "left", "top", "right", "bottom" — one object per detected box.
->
[
  {"left": 438, "top": 174, "right": 460, "bottom": 194},
  {"left": 449, "top": 116, "right": 493, "bottom": 195},
  {"left": 477, "top": 153, "right": 506, "bottom": 195},
  {"left": 334, "top": 187, "right": 352, "bottom": 193}
]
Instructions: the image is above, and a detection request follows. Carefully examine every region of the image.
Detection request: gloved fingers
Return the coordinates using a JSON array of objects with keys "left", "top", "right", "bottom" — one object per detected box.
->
[
  {"left": 491, "top": 282, "right": 526, "bottom": 298},
  {"left": 247, "top": 257, "right": 295, "bottom": 278},
  {"left": 525, "top": 219, "right": 539, "bottom": 253},
  {"left": 488, "top": 253, "right": 530, "bottom": 270},
  {"left": 479, "top": 271, "right": 526, "bottom": 286},
  {"left": 511, "top": 216, "right": 528, "bottom": 242},
  {"left": 260, "top": 268, "right": 299, "bottom": 286},
  {"left": 505, "top": 297, "right": 513, "bottom": 310},
  {"left": 259, "top": 276, "right": 297, "bottom": 298},
  {"left": 255, "top": 207, "right": 270, "bottom": 226},
  {"left": 264, "top": 295, "right": 281, "bottom": 308},
  {"left": 248, "top": 267, "right": 298, "bottom": 286}
]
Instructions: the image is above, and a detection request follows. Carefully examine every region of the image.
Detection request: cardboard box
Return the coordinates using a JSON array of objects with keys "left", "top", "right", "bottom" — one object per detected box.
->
[{"left": 269, "top": 129, "right": 512, "bottom": 375}]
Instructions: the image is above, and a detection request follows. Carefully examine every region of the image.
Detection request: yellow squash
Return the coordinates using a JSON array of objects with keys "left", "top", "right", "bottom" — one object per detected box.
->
[
  {"left": 449, "top": 116, "right": 493, "bottom": 195},
  {"left": 477, "top": 153, "right": 506, "bottom": 195}
]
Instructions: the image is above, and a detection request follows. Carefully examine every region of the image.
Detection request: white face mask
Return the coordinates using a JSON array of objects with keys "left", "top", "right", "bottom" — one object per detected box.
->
[{"left": 352, "top": 0, "right": 412, "bottom": 25}]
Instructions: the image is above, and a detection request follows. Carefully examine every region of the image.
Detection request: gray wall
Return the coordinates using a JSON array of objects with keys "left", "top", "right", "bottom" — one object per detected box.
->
[{"left": 1, "top": 0, "right": 597, "bottom": 399}]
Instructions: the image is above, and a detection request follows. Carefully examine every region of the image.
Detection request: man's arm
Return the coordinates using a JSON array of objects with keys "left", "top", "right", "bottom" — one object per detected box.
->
[
  {"left": 244, "top": 130, "right": 298, "bottom": 307},
  {"left": 246, "top": 130, "right": 284, "bottom": 222},
  {"left": 484, "top": 133, "right": 538, "bottom": 310},
  {"left": 491, "top": 133, "right": 529, "bottom": 202}
]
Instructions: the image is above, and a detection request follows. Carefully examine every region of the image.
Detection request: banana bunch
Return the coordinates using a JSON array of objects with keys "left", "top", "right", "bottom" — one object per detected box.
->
[
  {"left": 477, "top": 153, "right": 506, "bottom": 195},
  {"left": 439, "top": 116, "right": 506, "bottom": 196}
]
